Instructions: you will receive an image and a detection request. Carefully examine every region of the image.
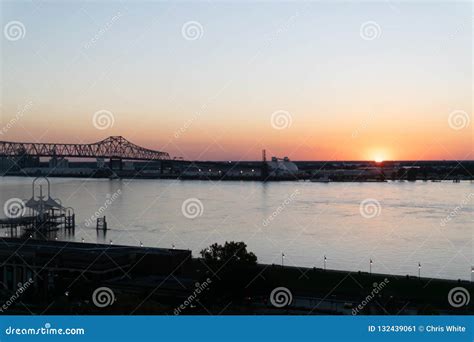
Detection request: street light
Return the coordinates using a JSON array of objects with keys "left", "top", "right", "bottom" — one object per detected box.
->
[
  {"left": 418, "top": 262, "right": 421, "bottom": 278},
  {"left": 324, "top": 255, "right": 327, "bottom": 270},
  {"left": 282, "top": 252, "right": 285, "bottom": 267},
  {"left": 370, "top": 259, "right": 373, "bottom": 274}
]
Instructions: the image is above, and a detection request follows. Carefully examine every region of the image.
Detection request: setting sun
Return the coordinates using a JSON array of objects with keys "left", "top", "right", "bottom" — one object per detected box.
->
[
  {"left": 369, "top": 149, "right": 390, "bottom": 163},
  {"left": 374, "top": 157, "right": 384, "bottom": 163}
]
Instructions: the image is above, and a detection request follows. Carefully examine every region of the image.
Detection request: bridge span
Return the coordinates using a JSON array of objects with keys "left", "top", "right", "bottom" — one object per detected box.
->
[{"left": 0, "top": 136, "right": 170, "bottom": 161}]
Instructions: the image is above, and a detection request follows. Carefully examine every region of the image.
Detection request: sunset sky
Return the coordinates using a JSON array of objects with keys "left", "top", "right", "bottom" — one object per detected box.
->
[{"left": 1, "top": 1, "right": 472, "bottom": 161}]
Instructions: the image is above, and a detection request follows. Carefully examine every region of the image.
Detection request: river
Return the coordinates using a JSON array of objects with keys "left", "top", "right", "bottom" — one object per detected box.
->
[{"left": 0, "top": 177, "right": 472, "bottom": 280}]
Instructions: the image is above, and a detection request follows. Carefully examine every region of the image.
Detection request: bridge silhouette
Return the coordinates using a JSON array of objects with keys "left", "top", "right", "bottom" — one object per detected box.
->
[{"left": 0, "top": 136, "right": 170, "bottom": 162}]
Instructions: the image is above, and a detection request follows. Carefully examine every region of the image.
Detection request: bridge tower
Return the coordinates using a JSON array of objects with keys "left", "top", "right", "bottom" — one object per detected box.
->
[{"left": 109, "top": 158, "right": 123, "bottom": 171}]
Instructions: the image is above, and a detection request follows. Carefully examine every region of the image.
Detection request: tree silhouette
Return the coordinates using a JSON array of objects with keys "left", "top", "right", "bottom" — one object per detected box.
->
[{"left": 200, "top": 241, "right": 257, "bottom": 267}]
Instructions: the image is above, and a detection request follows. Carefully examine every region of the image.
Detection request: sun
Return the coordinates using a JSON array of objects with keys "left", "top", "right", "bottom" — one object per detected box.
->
[
  {"left": 374, "top": 157, "right": 384, "bottom": 163},
  {"left": 370, "top": 149, "right": 390, "bottom": 163}
]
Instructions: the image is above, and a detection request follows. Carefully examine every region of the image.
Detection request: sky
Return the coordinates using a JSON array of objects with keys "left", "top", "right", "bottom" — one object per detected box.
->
[{"left": 0, "top": 1, "right": 472, "bottom": 161}]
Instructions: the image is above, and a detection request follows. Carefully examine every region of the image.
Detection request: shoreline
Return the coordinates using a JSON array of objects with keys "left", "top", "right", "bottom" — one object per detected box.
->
[
  {"left": 0, "top": 238, "right": 471, "bottom": 315},
  {"left": 1, "top": 173, "right": 472, "bottom": 182}
]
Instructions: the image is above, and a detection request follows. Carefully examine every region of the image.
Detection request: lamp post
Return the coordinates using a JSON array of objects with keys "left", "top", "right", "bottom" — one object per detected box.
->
[
  {"left": 418, "top": 262, "right": 421, "bottom": 279},
  {"left": 282, "top": 253, "right": 285, "bottom": 267},
  {"left": 324, "top": 255, "right": 327, "bottom": 270},
  {"left": 370, "top": 259, "right": 373, "bottom": 274}
]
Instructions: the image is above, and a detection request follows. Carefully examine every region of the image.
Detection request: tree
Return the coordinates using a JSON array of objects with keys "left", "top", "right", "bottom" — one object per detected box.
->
[{"left": 200, "top": 241, "right": 257, "bottom": 266}]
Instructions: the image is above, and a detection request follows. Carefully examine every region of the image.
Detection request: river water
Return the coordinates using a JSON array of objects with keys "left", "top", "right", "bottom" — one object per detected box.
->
[{"left": 0, "top": 177, "right": 472, "bottom": 280}]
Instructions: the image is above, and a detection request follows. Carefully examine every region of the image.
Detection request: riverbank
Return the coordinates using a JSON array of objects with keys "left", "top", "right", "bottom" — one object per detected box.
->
[
  {"left": 2, "top": 159, "right": 473, "bottom": 182},
  {"left": 0, "top": 238, "right": 470, "bottom": 315}
]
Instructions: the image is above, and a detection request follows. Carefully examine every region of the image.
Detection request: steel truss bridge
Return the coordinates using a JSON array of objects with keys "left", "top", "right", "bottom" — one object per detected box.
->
[{"left": 0, "top": 136, "right": 170, "bottom": 161}]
